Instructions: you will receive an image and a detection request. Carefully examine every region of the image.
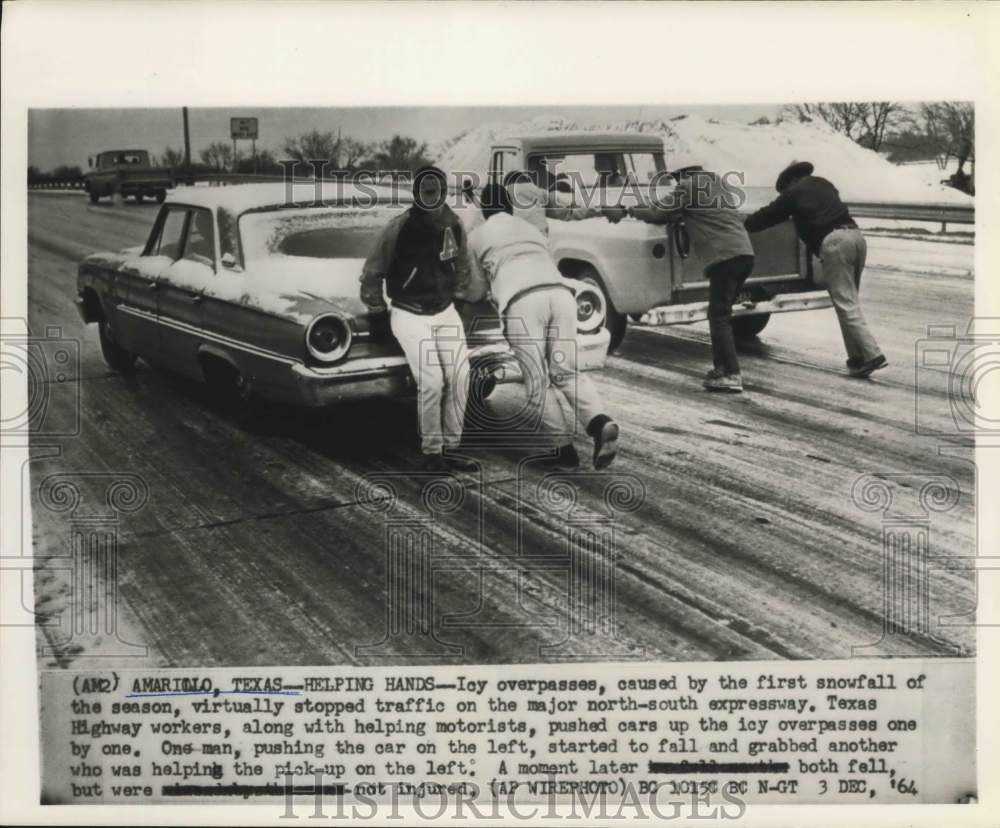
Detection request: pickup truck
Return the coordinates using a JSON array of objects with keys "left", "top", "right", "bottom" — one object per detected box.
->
[
  {"left": 84, "top": 149, "right": 175, "bottom": 204},
  {"left": 485, "top": 131, "right": 832, "bottom": 351}
]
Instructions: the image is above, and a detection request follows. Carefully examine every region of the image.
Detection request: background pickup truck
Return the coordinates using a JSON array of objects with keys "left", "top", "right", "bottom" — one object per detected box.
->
[
  {"left": 84, "top": 149, "right": 175, "bottom": 204},
  {"left": 485, "top": 131, "right": 832, "bottom": 352}
]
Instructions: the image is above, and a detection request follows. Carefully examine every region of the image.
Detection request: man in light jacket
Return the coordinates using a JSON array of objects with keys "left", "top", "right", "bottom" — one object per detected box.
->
[{"left": 466, "top": 183, "right": 620, "bottom": 469}]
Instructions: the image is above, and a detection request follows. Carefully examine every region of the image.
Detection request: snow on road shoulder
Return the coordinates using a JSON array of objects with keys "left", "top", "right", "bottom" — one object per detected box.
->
[{"left": 435, "top": 114, "right": 973, "bottom": 206}]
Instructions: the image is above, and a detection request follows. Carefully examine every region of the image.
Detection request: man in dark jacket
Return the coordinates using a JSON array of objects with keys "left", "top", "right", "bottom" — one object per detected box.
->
[
  {"left": 360, "top": 166, "right": 476, "bottom": 472},
  {"left": 744, "top": 161, "right": 887, "bottom": 377}
]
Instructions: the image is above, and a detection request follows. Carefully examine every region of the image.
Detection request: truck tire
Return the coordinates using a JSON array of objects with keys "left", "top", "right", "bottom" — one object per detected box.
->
[
  {"left": 732, "top": 313, "right": 771, "bottom": 340},
  {"left": 579, "top": 268, "right": 627, "bottom": 353},
  {"left": 87, "top": 186, "right": 100, "bottom": 204},
  {"left": 98, "top": 319, "right": 137, "bottom": 372},
  {"left": 155, "top": 189, "right": 167, "bottom": 203},
  {"left": 132, "top": 193, "right": 144, "bottom": 204}
]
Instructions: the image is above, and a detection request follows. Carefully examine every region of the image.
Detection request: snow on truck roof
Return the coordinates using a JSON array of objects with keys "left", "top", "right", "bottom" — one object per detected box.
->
[
  {"left": 516, "top": 132, "right": 665, "bottom": 150},
  {"left": 165, "top": 181, "right": 412, "bottom": 216}
]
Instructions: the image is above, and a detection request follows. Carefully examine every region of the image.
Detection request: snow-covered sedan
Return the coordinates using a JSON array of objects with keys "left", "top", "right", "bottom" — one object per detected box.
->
[{"left": 75, "top": 182, "right": 610, "bottom": 410}]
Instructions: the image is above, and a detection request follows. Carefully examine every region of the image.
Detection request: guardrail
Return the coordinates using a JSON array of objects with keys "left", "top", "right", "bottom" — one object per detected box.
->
[
  {"left": 27, "top": 176, "right": 976, "bottom": 231},
  {"left": 846, "top": 201, "right": 974, "bottom": 231}
]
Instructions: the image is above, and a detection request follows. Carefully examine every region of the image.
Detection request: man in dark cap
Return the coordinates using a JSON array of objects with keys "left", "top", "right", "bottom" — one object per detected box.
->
[
  {"left": 360, "top": 165, "right": 476, "bottom": 472},
  {"left": 744, "top": 161, "right": 886, "bottom": 377}
]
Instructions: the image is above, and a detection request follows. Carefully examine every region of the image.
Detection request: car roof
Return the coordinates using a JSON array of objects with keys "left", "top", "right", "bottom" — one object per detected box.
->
[
  {"left": 516, "top": 131, "right": 665, "bottom": 151},
  {"left": 165, "top": 181, "right": 413, "bottom": 216}
]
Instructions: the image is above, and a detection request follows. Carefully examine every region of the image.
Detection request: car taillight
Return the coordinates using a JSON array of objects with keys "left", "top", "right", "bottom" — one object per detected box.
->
[
  {"left": 305, "top": 313, "right": 352, "bottom": 363},
  {"left": 576, "top": 287, "right": 606, "bottom": 334}
]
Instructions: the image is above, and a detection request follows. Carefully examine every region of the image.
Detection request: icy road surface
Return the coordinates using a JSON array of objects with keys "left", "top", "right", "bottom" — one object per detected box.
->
[{"left": 27, "top": 193, "right": 976, "bottom": 668}]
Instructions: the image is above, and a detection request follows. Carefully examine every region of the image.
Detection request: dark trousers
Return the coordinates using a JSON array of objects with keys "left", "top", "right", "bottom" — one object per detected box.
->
[{"left": 706, "top": 254, "right": 755, "bottom": 375}]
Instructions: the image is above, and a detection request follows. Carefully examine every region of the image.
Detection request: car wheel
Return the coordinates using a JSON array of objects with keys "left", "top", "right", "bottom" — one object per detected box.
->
[
  {"left": 98, "top": 319, "right": 137, "bottom": 372},
  {"left": 155, "top": 189, "right": 167, "bottom": 203},
  {"left": 201, "top": 356, "right": 258, "bottom": 418},
  {"left": 579, "top": 267, "right": 627, "bottom": 353},
  {"left": 732, "top": 313, "right": 771, "bottom": 340}
]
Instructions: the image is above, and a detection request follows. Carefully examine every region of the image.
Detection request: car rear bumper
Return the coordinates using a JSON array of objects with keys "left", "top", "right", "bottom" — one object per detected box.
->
[
  {"left": 287, "top": 330, "right": 610, "bottom": 407},
  {"left": 637, "top": 289, "right": 833, "bottom": 327}
]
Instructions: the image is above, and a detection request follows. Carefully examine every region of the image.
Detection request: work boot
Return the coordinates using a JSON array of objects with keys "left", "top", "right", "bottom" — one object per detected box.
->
[
  {"left": 846, "top": 356, "right": 863, "bottom": 370},
  {"left": 532, "top": 444, "right": 581, "bottom": 469},
  {"left": 703, "top": 372, "right": 744, "bottom": 393},
  {"left": 851, "top": 354, "right": 888, "bottom": 378},
  {"left": 587, "top": 415, "right": 620, "bottom": 470}
]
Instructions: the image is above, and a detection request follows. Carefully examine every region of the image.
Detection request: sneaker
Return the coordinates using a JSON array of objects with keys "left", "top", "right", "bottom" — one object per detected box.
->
[
  {"left": 705, "top": 367, "right": 726, "bottom": 380},
  {"left": 443, "top": 453, "right": 477, "bottom": 472},
  {"left": 532, "top": 444, "right": 581, "bottom": 469},
  {"left": 589, "top": 417, "right": 620, "bottom": 470},
  {"left": 418, "top": 453, "right": 450, "bottom": 474},
  {"left": 703, "top": 372, "right": 744, "bottom": 392},
  {"left": 850, "top": 354, "right": 888, "bottom": 378}
]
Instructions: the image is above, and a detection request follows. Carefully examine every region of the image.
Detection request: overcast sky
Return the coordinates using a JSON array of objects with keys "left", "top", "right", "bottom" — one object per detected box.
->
[{"left": 28, "top": 104, "right": 783, "bottom": 171}]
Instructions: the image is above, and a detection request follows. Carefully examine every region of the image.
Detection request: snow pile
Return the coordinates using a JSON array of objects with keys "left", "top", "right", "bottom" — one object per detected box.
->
[{"left": 434, "top": 114, "right": 972, "bottom": 205}]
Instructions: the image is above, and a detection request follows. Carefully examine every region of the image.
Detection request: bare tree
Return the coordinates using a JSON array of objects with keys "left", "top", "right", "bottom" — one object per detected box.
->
[
  {"left": 200, "top": 142, "right": 235, "bottom": 171},
  {"left": 160, "top": 147, "right": 186, "bottom": 168},
  {"left": 371, "top": 135, "right": 431, "bottom": 173},
  {"left": 339, "top": 137, "right": 372, "bottom": 171},
  {"left": 785, "top": 101, "right": 907, "bottom": 152},
  {"left": 282, "top": 130, "right": 341, "bottom": 164},
  {"left": 920, "top": 102, "right": 974, "bottom": 173}
]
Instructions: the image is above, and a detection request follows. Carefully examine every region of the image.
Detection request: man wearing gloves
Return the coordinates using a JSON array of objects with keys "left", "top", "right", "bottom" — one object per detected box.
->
[
  {"left": 630, "top": 163, "right": 755, "bottom": 392},
  {"left": 466, "top": 183, "right": 620, "bottom": 469},
  {"left": 744, "top": 161, "right": 887, "bottom": 378},
  {"left": 360, "top": 165, "right": 476, "bottom": 472},
  {"left": 503, "top": 170, "right": 626, "bottom": 237}
]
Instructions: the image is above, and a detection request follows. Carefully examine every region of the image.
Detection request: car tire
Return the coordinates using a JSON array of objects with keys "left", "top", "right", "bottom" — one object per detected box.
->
[
  {"left": 732, "top": 313, "right": 771, "bottom": 340},
  {"left": 579, "top": 268, "right": 627, "bottom": 353},
  {"left": 98, "top": 319, "right": 137, "bottom": 372},
  {"left": 155, "top": 190, "right": 167, "bottom": 203},
  {"left": 201, "top": 356, "right": 258, "bottom": 419}
]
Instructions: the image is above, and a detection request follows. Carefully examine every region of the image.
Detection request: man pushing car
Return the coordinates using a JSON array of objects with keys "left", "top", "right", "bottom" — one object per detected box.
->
[
  {"left": 360, "top": 165, "right": 477, "bottom": 472},
  {"left": 744, "top": 161, "right": 887, "bottom": 378},
  {"left": 465, "top": 183, "right": 620, "bottom": 469}
]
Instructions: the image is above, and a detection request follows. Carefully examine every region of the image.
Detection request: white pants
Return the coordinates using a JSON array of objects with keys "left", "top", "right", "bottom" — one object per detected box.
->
[
  {"left": 390, "top": 304, "right": 469, "bottom": 454},
  {"left": 504, "top": 287, "right": 604, "bottom": 447}
]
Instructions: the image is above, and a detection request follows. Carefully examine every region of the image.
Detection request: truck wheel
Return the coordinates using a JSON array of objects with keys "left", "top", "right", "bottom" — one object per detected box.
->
[
  {"left": 132, "top": 193, "right": 144, "bottom": 204},
  {"left": 155, "top": 190, "right": 167, "bottom": 203},
  {"left": 87, "top": 187, "right": 100, "bottom": 204},
  {"left": 732, "top": 313, "right": 771, "bottom": 340},
  {"left": 580, "top": 269, "right": 627, "bottom": 353},
  {"left": 98, "top": 319, "right": 137, "bottom": 372}
]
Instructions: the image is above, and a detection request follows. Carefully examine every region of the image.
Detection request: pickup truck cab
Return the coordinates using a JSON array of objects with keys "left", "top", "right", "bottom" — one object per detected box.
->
[
  {"left": 486, "top": 131, "right": 831, "bottom": 351},
  {"left": 84, "top": 149, "right": 175, "bottom": 205}
]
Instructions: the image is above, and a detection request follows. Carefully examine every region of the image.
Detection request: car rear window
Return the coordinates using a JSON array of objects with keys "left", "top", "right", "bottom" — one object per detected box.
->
[{"left": 240, "top": 206, "right": 405, "bottom": 261}]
